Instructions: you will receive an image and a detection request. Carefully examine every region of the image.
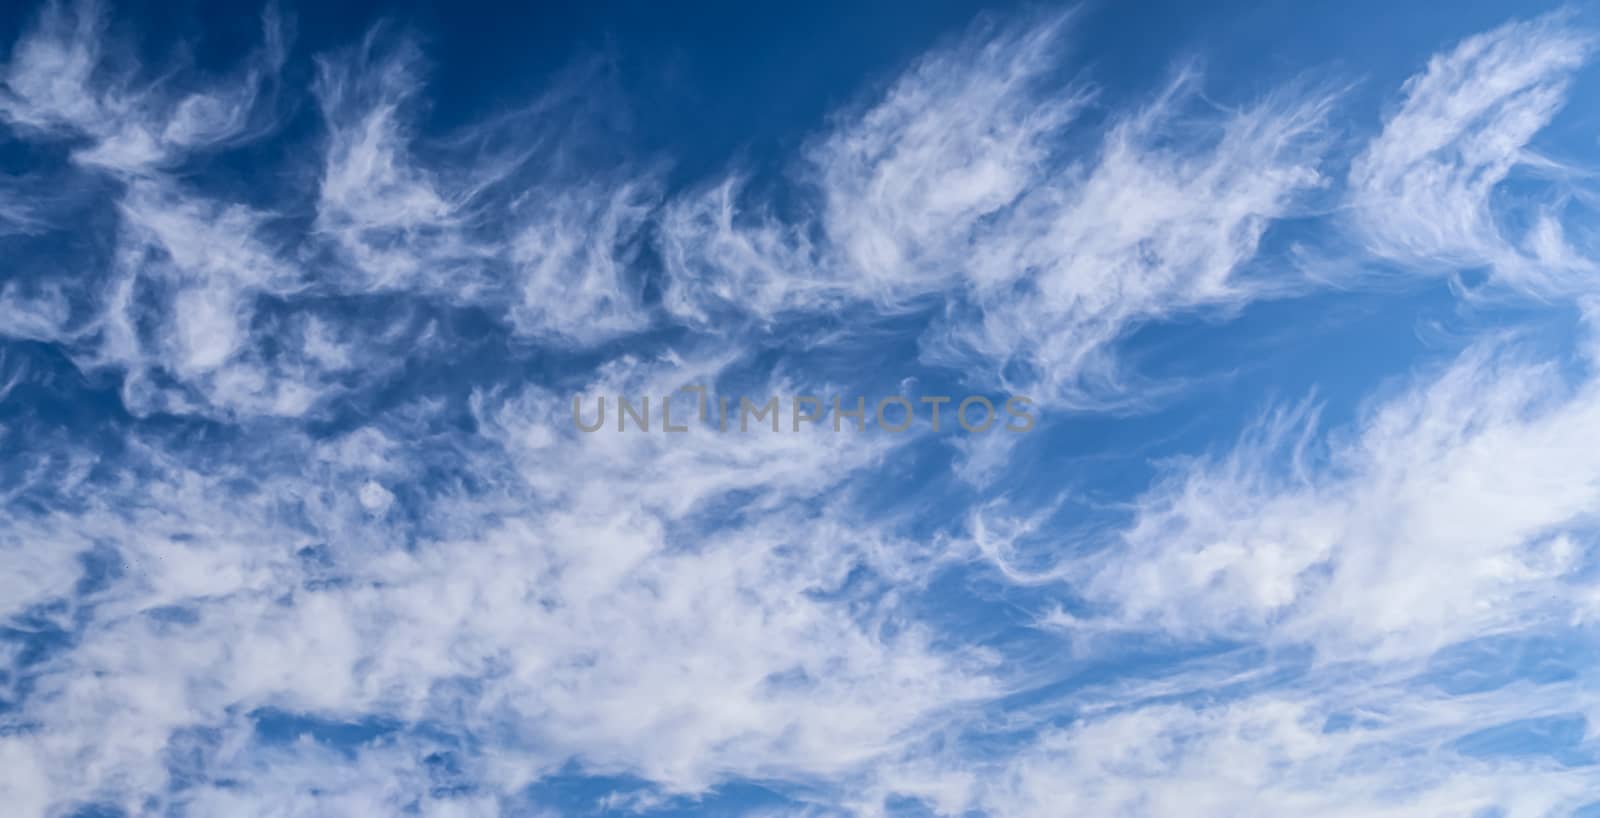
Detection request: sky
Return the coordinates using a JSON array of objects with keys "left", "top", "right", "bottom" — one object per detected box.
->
[{"left": 3, "top": 0, "right": 1600, "bottom": 816}]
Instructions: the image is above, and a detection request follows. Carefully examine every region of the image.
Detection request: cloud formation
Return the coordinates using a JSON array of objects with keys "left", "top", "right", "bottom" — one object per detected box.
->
[
  {"left": 2, "top": 3, "right": 1599, "bottom": 817},
  {"left": 1349, "top": 13, "right": 1597, "bottom": 294}
]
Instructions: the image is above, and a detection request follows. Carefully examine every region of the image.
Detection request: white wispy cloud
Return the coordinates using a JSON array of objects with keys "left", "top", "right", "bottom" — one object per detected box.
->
[
  {"left": 1348, "top": 12, "right": 1597, "bottom": 295},
  {"left": 506, "top": 181, "right": 657, "bottom": 343},
  {"left": 311, "top": 29, "right": 486, "bottom": 294},
  {"left": 1073, "top": 326, "right": 1600, "bottom": 661},
  {"left": 658, "top": 12, "right": 1090, "bottom": 328},
  {"left": 931, "top": 68, "right": 1335, "bottom": 407},
  {"left": 910, "top": 678, "right": 1600, "bottom": 818},
  {"left": 311, "top": 27, "right": 661, "bottom": 346},
  {"left": 0, "top": 354, "right": 991, "bottom": 814},
  {"left": 660, "top": 13, "right": 1335, "bottom": 408},
  {"left": 805, "top": 12, "right": 1089, "bottom": 302},
  {"left": 0, "top": 0, "right": 285, "bottom": 174}
]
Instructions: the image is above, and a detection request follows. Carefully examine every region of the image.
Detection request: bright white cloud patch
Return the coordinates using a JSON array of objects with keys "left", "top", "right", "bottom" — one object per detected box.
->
[
  {"left": 0, "top": 0, "right": 284, "bottom": 173},
  {"left": 1081, "top": 329, "right": 1600, "bottom": 659},
  {"left": 661, "top": 17, "right": 1335, "bottom": 407},
  {"left": 1349, "top": 13, "right": 1597, "bottom": 294}
]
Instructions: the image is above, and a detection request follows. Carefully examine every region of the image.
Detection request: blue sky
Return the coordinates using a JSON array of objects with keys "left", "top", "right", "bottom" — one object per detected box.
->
[{"left": 4, "top": 1, "right": 1600, "bottom": 816}]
